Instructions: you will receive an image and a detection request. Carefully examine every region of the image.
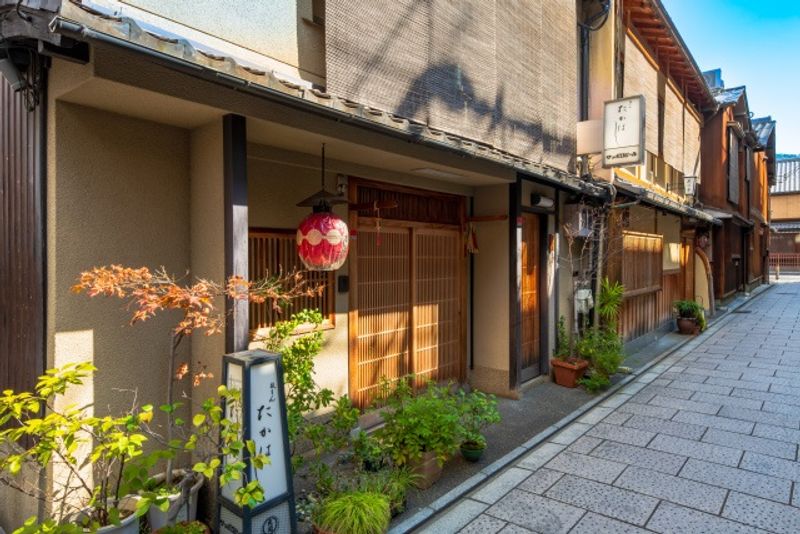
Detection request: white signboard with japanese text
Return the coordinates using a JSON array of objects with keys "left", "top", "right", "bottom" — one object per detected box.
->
[
  {"left": 220, "top": 350, "right": 296, "bottom": 534},
  {"left": 603, "top": 95, "right": 645, "bottom": 167}
]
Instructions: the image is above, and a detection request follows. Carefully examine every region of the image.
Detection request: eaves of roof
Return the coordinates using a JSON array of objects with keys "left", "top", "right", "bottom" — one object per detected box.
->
[
  {"left": 614, "top": 179, "right": 721, "bottom": 225},
  {"left": 38, "top": 1, "right": 604, "bottom": 197}
]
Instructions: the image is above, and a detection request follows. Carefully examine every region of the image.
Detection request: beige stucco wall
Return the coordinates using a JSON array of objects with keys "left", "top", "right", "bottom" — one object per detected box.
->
[
  {"left": 471, "top": 184, "right": 511, "bottom": 395},
  {"left": 247, "top": 155, "right": 350, "bottom": 399},
  {"left": 695, "top": 252, "right": 712, "bottom": 312},
  {"left": 771, "top": 194, "right": 800, "bottom": 220},
  {"left": 118, "top": 0, "right": 324, "bottom": 84}
]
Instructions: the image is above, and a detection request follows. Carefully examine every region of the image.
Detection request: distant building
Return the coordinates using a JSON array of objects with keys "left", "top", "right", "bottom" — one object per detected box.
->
[{"left": 770, "top": 157, "right": 800, "bottom": 254}]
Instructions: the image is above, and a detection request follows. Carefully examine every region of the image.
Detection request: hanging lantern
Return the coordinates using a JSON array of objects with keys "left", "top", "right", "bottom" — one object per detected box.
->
[
  {"left": 295, "top": 144, "right": 350, "bottom": 271},
  {"left": 296, "top": 210, "right": 349, "bottom": 271}
]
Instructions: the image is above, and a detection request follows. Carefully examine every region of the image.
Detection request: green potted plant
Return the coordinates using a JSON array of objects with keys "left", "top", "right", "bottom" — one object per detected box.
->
[
  {"left": 375, "top": 378, "right": 460, "bottom": 489},
  {"left": 0, "top": 363, "right": 149, "bottom": 534},
  {"left": 674, "top": 299, "right": 706, "bottom": 334},
  {"left": 353, "top": 430, "right": 386, "bottom": 472},
  {"left": 579, "top": 279, "right": 625, "bottom": 393},
  {"left": 456, "top": 389, "right": 501, "bottom": 462},
  {"left": 353, "top": 467, "right": 417, "bottom": 518},
  {"left": 154, "top": 520, "right": 211, "bottom": 534},
  {"left": 312, "top": 491, "right": 390, "bottom": 534},
  {"left": 551, "top": 315, "right": 589, "bottom": 387}
]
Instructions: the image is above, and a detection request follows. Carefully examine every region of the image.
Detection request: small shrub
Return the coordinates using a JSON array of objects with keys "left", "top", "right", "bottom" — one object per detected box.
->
[
  {"left": 553, "top": 315, "right": 571, "bottom": 361},
  {"left": 155, "top": 521, "right": 208, "bottom": 534},
  {"left": 313, "top": 492, "right": 390, "bottom": 534},
  {"left": 579, "top": 371, "right": 611, "bottom": 393},
  {"left": 457, "top": 389, "right": 501, "bottom": 448},
  {"left": 674, "top": 299, "right": 706, "bottom": 331}
]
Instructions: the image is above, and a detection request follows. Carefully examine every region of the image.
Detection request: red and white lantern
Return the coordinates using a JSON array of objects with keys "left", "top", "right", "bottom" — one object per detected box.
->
[{"left": 296, "top": 211, "right": 349, "bottom": 271}]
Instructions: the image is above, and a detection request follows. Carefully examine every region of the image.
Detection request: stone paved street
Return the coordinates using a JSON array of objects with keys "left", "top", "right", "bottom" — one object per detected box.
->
[{"left": 419, "top": 281, "right": 800, "bottom": 533}]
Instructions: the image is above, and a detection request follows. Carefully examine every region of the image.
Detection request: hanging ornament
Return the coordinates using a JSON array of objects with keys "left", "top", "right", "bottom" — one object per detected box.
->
[{"left": 295, "top": 144, "right": 350, "bottom": 271}]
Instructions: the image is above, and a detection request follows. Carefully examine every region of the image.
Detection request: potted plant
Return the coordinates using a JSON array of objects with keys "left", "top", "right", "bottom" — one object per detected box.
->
[
  {"left": 73, "top": 265, "right": 316, "bottom": 528},
  {"left": 353, "top": 430, "right": 386, "bottom": 472},
  {"left": 155, "top": 520, "right": 211, "bottom": 534},
  {"left": 457, "top": 389, "right": 501, "bottom": 462},
  {"left": 352, "top": 467, "right": 417, "bottom": 518},
  {"left": 375, "top": 378, "right": 460, "bottom": 489},
  {"left": 312, "top": 491, "right": 390, "bottom": 534},
  {"left": 674, "top": 299, "right": 706, "bottom": 334},
  {"left": 0, "top": 363, "right": 150, "bottom": 533},
  {"left": 579, "top": 279, "right": 625, "bottom": 393},
  {"left": 551, "top": 316, "right": 589, "bottom": 387}
]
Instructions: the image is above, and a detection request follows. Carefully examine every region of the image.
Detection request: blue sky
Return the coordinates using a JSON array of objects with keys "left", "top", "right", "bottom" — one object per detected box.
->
[{"left": 662, "top": 0, "right": 800, "bottom": 154}]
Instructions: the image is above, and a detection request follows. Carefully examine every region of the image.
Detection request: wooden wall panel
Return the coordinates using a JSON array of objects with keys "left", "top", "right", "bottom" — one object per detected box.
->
[{"left": 620, "top": 272, "right": 680, "bottom": 342}]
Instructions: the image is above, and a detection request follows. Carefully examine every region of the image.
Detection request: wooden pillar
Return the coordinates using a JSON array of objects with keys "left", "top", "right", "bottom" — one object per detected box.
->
[
  {"left": 223, "top": 114, "right": 249, "bottom": 353},
  {"left": 508, "top": 178, "right": 522, "bottom": 390}
]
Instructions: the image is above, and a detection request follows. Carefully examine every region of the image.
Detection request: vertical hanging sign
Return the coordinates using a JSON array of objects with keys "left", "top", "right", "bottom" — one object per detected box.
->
[
  {"left": 603, "top": 95, "right": 645, "bottom": 167},
  {"left": 219, "top": 350, "right": 297, "bottom": 534}
]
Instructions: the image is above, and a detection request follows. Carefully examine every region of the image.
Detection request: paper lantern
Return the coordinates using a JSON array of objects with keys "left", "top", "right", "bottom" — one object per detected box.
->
[{"left": 296, "top": 211, "right": 349, "bottom": 271}]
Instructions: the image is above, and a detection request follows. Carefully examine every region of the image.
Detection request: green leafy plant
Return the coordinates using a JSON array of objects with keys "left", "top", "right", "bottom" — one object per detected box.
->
[
  {"left": 0, "top": 363, "right": 149, "bottom": 531},
  {"left": 154, "top": 520, "right": 209, "bottom": 534},
  {"left": 456, "top": 389, "right": 501, "bottom": 449},
  {"left": 257, "top": 309, "right": 358, "bottom": 472},
  {"left": 597, "top": 278, "right": 624, "bottom": 329},
  {"left": 353, "top": 431, "right": 386, "bottom": 472},
  {"left": 313, "top": 492, "right": 390, "bottom": 534},
  {"left": 553, "top": 315, "right": 571, "bottom": 361},
  {"left": 376, "top": 378, "right": 461, "bottom": 467},
  {"left": 577, "top": 279, "right": 625, "bottom": 393},
  {"left": 674, "top": 299, "right": 706, "bottom": 331}
]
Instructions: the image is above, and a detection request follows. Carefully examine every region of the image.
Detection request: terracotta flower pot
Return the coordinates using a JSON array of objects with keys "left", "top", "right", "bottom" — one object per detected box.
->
[
  {"left": 409, "top": 450, "right": 442, "bottom": 489},
  {"left": 676, "top": 317, "right": 698, "bottom": 335},
  {"left": 551, "top": 359, "right": 589, "bottom": 388}
]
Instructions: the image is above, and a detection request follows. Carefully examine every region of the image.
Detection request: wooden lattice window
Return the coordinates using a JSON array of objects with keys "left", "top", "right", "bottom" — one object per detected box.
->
[
  {"left": 248, "top": 228, "right": 335, "bottom": 330},
  {"left": 621, "top": 231, "right": 663, "bottom": 297}
]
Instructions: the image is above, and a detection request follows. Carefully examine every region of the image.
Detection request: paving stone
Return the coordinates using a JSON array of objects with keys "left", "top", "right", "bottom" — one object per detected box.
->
[
  {"left": 418, "top": 499, "right": 487, "bottom": 534},
  {"left": 601, "top": 411, "right": 632, "bottom": 425},
  {"left": 648, "top": 395, "right": 722, "bottom": 415},
  {"left": 753, "top": 423, "right": 800, "bottom": 445},
  {"left": 621, "top": 381, "right": 647, "bottom": 394},
  {"left": 614, "top": 465, "right": 727, "bottom": 514},
  {"left": 651, "top": 378, "right": 672, "bottom": 387},
  {"left": 624, "top": 414, "right": 705, "bottom": 440},
  {"left": 569, "top": 512, "right": 651, "bottom": 534},
  {"left": 617, "top": 401, "right": 678, "bottom": 419},
  {"left": 702, "top": 428, "right": 795, "bottom": 459},
  {"left": 732, "top": 388, "right": 800, "bottom": 406},
  {"left": 723, "top": 491, "right": 800, "bottom": 534},
  {"left": 590, "top": 440, "right": 687, "bottom": 475},
  {"left": 577, "top": 406, "right": 613, "bottom": 425},
  {"left": 516, "top": 442, "right": 564, "bottom": 471},
  {"left": 485, "top": 489, "right": 584, "bottom": 534},
  {"left": 497, "top": 524, "right": 534, "bottom": 533},
  {"left": 634, "top": 385, "right": 695, "bottom": 403},
  {"left": 708, "top": 378, "right": 770, "bottom": 392},
  {"left": 586, "top": 422, "right": 655, "bottom": 447},
  {"left": 690, "top": 391, "right": 763, "bottom": 410},
  {"left": 600, "top": 393, "right": 633, "bottom": 409},
  {"left": 459, "top": 514, "right": 507, "bottom": 534},
  {"left": 769, "top": 383, "right": 800, "bottom": 396},
  {"left": 748, "top": 373, "right": 797, "bottom": 387},
  {"left": 550, "top": 422, "right": 592, "bottom": 445},
  {"left": 637, "top": 372, "right": 661, "bottom": 384},
  {"left": 740, "top": 451, "right": 800, "bottom": 482},
  {"left": 566, "top": 436, "right": 602, "bottom": 454},
  {"left": 662, "top": 371, "right": 707, "bottom": 383},
  {"left": 719, "top": 406, "right": 800, "bottom": 429},
  {"left": 763, "top": 401, "right": 800, "bottom": 416},
  {"left": 544, "top": 474, "right": 659, "bottom": 525},
  {"left": 672, "top": 410, "right": 755, "bottom": 434},
  {"left": 647, "top": 501, "right": 766, "bottom": 534},
  {"left": 679, "top": 458, "right": 792, "bottom": 503},
  {"left": 648, "top": 434, "right": 742, "bottom": 466},
  {"left": 667, "top": 380, "right": 733, "bottom": 396},
  {"left": 544, "top": 451, "right": 626, "bottom": 483},
  {"left": 471, "top": 468, "right": 533, "bottom": 504},
  {"left": 683, "top": 367, "right": 743, "bottom": 380},
  {"left": 516, "top": 468, "right": 564, "bottom": 495}
]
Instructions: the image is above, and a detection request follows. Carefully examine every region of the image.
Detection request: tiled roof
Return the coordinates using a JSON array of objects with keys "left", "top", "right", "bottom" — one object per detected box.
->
[
  {"left": 712, "top": 86, "right": 745, "bottom": 106},
  {"left": 49, "top": 0, "right": 600, "bottom": 195},
  {"left": 772, "top": 158, "right": 800, "bottom": 194},
  {"left": 772, "top": 221, "right": 800, "bottom": 232},
  {"left": 752, "top": 116, "right": 775, "bottom": 148}
]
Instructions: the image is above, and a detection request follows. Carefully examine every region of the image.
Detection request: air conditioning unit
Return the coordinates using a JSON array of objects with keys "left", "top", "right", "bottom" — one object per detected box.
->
[{"left": 562, "top": 204, "right": 594, "bottom": 238}]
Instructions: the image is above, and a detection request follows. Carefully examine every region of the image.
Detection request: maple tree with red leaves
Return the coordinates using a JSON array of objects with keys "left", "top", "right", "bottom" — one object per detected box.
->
[{"left": 72, "top": 264, "right": 322, "bottom": 485}]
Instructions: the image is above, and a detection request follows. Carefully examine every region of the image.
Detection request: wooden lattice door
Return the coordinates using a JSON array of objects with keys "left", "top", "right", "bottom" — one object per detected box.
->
[
  {"left": 521, "top": 213, "right": 542, "bottom": 381},
  {"left": 350, "top": 223, "right": 464, "bottom": 407}
]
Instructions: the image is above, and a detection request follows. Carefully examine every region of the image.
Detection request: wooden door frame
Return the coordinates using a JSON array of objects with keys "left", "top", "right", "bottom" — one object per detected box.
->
[
  {"left": 510, "top": 177, "right": 553, "bottom": 389},
  {"left": 347, "top": 177, "right": 467, "bottom": 404}
]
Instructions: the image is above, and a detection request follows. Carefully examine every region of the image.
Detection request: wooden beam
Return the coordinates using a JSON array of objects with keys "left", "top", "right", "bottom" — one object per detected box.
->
[{"left": 223, "top": 114, "right": 249, "bottom": 353}]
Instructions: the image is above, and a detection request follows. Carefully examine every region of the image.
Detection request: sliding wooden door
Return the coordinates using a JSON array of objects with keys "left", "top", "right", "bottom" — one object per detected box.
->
[{"left": 350, "top": 221, "right": 465, "bottom": 408}]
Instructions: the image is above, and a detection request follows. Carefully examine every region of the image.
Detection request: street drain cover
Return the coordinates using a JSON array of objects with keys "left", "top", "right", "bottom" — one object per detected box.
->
[{"left": 732, "top": 310, "right": 752, "bottom": 314}]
